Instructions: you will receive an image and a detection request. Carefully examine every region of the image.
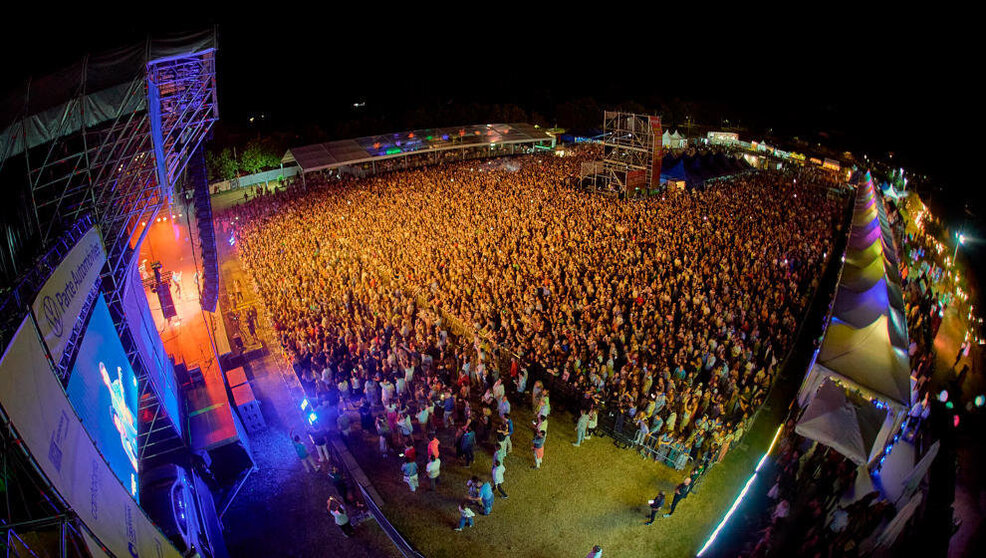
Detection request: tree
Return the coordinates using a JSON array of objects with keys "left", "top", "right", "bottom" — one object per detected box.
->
[
  {"left": 240, "top": 138, "right": 282, "bottom": 175},
  {"left": 206, "top": 148, "right": 240, "bottom": 182}
]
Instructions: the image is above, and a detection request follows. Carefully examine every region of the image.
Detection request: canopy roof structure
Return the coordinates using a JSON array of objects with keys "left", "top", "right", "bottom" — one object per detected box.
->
[
  {"left": 795, "top": 379, "right": 887, "bottom": 466},
  {"left": 1, "top": 30, "right": 217, "bottom": 163},
  {"left": 798, "top": 171, "right": 913, "bottom": 466},
  {"left": 283, "top": 123, "right": 554, "bottom": 173}
]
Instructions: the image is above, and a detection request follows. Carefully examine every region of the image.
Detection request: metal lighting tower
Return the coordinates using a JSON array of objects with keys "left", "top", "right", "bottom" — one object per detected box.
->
[
  {"left": 580, "top": 111, "right": 663, "bottom": 197},
  {"left": 1, "top": 30, "right": 218, "bottom": 466}
]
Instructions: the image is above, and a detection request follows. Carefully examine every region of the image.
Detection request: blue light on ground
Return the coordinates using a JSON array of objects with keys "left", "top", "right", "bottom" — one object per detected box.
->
[{"left": 696, "top": 425, "right": 783, "bottom": 557}]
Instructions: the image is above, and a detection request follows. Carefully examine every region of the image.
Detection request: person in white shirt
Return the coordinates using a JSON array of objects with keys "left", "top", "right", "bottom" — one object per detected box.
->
[
  {"left": 498, "top": 395, "right": 511, "bottom": 418},
  {"left": 454, "top": 501, "right": 475, "bottom": 531},
  {"left": 380, "top": 378, "right": 395, "bottom": 406},
  {"left": 327, "top": 497, "right": 354, "bottom": 537},
  {"left": 491, "top": 459, "right": 508, "bottom": 498},
  {"left": 426, "top": 455, "right": 441, "bottom": 491}
]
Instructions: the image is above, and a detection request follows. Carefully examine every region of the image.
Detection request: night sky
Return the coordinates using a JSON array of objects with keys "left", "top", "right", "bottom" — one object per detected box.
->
[{"left": 2, "top": 12, "right": 978, "bottom": 228}]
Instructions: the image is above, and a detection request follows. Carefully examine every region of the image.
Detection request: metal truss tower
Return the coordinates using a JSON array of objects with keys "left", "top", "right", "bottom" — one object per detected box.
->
[
  {"left": 0, "top": 32, "right": 218, "bottom": 465},
  {"left": 580, "top": 111, "right": 663, "bottom": 196}
]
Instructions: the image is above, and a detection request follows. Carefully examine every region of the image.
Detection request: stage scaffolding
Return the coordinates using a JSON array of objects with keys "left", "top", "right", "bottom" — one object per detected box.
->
[
  {"left": 580, "top": 111, "right": 663, "bottom": 197},
  {"left": 0, "top": 30, "right": 218, "bottom": 533}
]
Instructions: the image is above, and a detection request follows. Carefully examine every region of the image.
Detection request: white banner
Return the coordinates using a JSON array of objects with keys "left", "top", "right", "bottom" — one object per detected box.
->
[
  {"left": 0, "top": 317, "right": 181, "bottom": 558},
  {"left": 31, "top": 226, "right": 107, "bottom": 366}
]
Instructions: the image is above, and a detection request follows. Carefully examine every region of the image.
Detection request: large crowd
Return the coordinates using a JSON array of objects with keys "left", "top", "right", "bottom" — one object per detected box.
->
[{"left": 229, "top": 147, "right": 843, "bottom": 529}]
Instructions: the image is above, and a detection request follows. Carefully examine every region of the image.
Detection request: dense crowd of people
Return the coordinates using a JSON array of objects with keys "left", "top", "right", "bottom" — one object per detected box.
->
[
  {"left": 740, "top": 421, "right": 895, "bottom": 557},
  {"left": 229, "top": 147, "right": 843, "bottom": 530}
]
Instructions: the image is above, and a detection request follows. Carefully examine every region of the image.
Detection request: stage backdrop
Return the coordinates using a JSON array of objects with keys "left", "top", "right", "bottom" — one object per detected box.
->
[{"left": 0, "top": 317, "right": 181, "bottom": 558}]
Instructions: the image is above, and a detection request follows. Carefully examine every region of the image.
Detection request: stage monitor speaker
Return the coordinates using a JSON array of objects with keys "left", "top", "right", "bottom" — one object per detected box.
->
[
  {"left": 152, "top": 265, "right": 177, "bottom": 319},
  {"left": 188, "top": 145, "right": 219, "bottom": 312}
]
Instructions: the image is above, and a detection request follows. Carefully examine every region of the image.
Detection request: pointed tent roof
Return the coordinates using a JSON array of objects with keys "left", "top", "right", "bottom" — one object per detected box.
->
[
  {"left": 817, "top": 315, "right": 912, "bottom": 405},
  {"left": 845, "top": 239, "right": 885, "bottom": 269},
  {"left": 841, "top": 254, "right": 888, "bottom": 292},
  {"left": 848, "top": 222, "right": 883, "bottom": 252},
  {"left": 795, "top": 379, "right": 886, "bottom": 466},
  {"left": 832, "top": 277, "right": 896, "bottom": 324},
  {"left": 831, "top": 297, "right": 909, "bottom": 349}
]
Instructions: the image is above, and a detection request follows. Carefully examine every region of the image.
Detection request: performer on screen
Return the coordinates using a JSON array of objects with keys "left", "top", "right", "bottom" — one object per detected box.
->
[{"left": 99, "top": 361, "right": 139, "bottom": 473}]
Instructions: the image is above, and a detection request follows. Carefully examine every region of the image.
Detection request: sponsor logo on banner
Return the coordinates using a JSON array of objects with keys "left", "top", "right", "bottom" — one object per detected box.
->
[
  {"left": 126, "top": 506, "right": 139, "bottom": 557},
  {"left": 90, "top": 458, "right": 101, "bottom": 520},
  {"left": 48, "top": 411, "right": 71, "bottom": 472},
  {"left": 31, "top": 227, "right": 106, "bottom": 366}
]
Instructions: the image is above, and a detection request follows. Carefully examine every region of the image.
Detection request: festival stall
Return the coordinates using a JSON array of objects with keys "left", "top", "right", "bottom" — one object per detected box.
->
[{"left": 797, "top": 172, "right": 913, "bottom": 467}]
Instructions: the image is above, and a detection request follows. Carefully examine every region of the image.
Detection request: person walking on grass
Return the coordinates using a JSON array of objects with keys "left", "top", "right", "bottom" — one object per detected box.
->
[
  {"left": 532, "top": 429, "right": 546, "bottom": 469},
  {"left": 587, "top": 406, "right": 598, "bottom": 439},
  {"left": 492, "top": 459, "right": 508, "bottom": 498},
  {"left": 401, "top": 457, "right": 419, "bottom": 493},
  {"left": 664, "top": 478, "right": 692, "bottom": 517},
  {"left": 454, "top": 501, "right": 476, "bottom": 531},
  {"left": 327, "top": 496, "right": 354, "bottom": 537},
  {"left": 503, "top": 413, "right": 514, "bottom": 455},
  {"left": 426, "top": 454, "right": 441, "bottom": 491},
  {"left": 460, "top": 425, "right": 476, "bottom": 466},
  {"left": 375, "top": 415, "right": 390, "bottom": 457},
  {"left": 585, "top": 545, "right": 603, "bottom": 558},
  {"left": 290, "top": 429, "right": 318, "bottom": 472},
  {"left": 478, "top": 477, "right": 495, "bottom": 515},
  {"left": 645, "top": 491, "right": 666, "bottom": 525},
  {"left": 573, "top": 409, "right": 590, "bottom": 447},
  {"left": 428, "top": 432, "right": 440, "bottom": 461},
  {"left": 328, "top": 466, "right": 348, "bottom": 503}
]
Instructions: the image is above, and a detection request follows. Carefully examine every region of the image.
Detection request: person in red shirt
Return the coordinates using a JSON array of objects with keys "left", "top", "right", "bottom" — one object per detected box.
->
[{"left": 402, "top": 442, "right": 417, "bottom": 462}]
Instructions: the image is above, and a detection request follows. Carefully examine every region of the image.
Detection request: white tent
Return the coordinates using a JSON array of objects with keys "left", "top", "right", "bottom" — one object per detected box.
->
[
  {"left": 795, "top": 379, "right": 887, "bottom": 465},
  {"left": 662, "top": 130, "right": 687, "bottom": 149}
]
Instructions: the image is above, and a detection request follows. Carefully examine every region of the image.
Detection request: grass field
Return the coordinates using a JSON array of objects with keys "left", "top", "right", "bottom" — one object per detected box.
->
[{"left": 344, "top": 398, "right": 773, "bottom": 558}]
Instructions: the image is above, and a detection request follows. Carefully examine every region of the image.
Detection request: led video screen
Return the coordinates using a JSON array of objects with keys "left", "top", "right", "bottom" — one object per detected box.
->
[{"left": 66, "top": 294, "right": 140, "bottom": 500}]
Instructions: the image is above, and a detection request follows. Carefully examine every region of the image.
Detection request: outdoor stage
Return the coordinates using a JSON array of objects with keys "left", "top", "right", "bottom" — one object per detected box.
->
[{"left": 139, "top": 213, "right": 243, "bottom": 454}]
